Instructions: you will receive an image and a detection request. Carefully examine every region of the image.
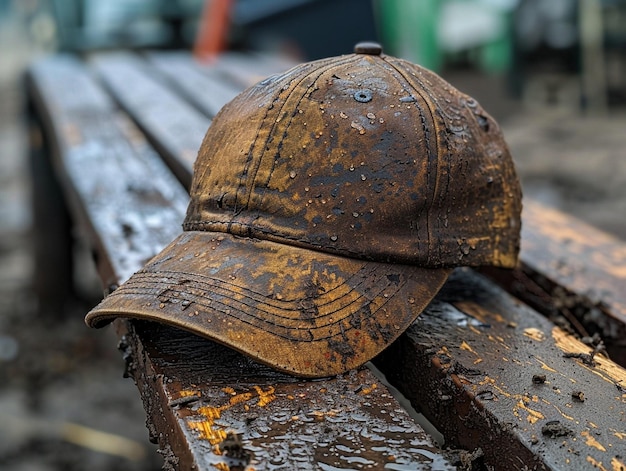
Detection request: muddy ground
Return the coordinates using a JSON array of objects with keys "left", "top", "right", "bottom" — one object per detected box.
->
[{"left": 1, "top": 9, "right": 626, "bottom": 471}]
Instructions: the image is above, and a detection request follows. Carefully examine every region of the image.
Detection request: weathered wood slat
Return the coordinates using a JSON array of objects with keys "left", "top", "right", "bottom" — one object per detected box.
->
[
  {"left": 210, "top": 51, "right": 295, "bottom": 88},
  {"left": 119, "top": 320, "right": 456, "bottom": 471},
  {"left": 28, "top": 53, "right": 456, "bottom": 470},
  {"left": 28, "top": 100, "right": 75, "bottom": 313},
  {"left": 146, "top": 52, "right": 243, "bottom": 118},
  {"left": 27, "top": 55, "right": 188, "bottom": 289},
  {"left": 482, "top": 199, "right": 626, "bottom": 367},
  {"left": 376, "top": 268, "right": 626, "bottom": 471},
  {"left": 90, "top": 52, "right": 211, "bottom": 188},
  {"left": 520, "top": 199, "right": 626, "bottom": 362}
]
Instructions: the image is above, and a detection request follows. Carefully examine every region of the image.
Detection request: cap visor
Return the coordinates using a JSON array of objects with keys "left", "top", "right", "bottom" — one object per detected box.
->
[{"left": 86, "top": 231, "right": 450, "bottom": 377}]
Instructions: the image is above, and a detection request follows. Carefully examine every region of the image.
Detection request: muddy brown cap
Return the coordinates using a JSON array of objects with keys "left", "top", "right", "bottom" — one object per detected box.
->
[{"left": 86, "top": 43, "right": 522, "bottom": 377}]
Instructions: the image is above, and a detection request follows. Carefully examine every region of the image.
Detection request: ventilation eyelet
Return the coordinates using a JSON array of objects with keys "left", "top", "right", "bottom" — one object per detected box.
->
[{"left": 353, "top": 89, "right": 373, "bottom": 103}]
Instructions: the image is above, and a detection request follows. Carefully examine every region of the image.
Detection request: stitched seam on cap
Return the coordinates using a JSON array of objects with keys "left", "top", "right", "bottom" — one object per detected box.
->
[
  {"left": 183, "top": 220, "right": 422, "bottom": 263},
  {"left": 377, "top": 56, "right": 440, "bottom": 264},
  {"left": 114, "top": 266, "right": 382, "bottom": 322},
  {"left": 227, "top": 65, "right": 322, "bottom": 218},
  {"left": 106, "top": 270, "right": 406, "bottom": 341},
  {"left": 240, "top": 55, "right": 362, "bottom": 214}
]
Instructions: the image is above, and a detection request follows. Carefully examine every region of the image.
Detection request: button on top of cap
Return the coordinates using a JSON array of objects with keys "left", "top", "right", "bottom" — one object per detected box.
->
[{"left": 354, "top": 41, "right": 382, "bottom": 55}]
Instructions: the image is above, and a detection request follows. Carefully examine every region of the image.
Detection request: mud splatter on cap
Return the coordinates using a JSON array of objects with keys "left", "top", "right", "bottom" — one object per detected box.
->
[{"left": 86, "top": 42, "right": 522, "bottom": 377}]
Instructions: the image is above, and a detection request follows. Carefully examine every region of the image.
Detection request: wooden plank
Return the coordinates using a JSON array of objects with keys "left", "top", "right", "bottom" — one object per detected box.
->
[
  {"left": 376, "top": 268, "right": 626, "bottom": 471},
  {"left": 145, "top": 51, "right": 242, "bottom": 118},
  {"left": 90, "top": 52, "right": 211, "bottom": 188},
  {"left": 484, "top": 199, "right": 626, "bottom": 366},
  {"left": 27, "top": 54, "right": 456, "bottom": 470},
  {"left": 27, "top": 106, "right": 75, "bottom": 313},
  {"left": 210, "top": 51, "right": 294, "bottom": 88},
  {"left": 522, "top": 198, "right": 626, "bottom": 332},
  {"left": 118, "top": 320, "right": 456, "bottom": 471},
  {"left": 27, "top": 55, "right": 188, "bottom": 289}
]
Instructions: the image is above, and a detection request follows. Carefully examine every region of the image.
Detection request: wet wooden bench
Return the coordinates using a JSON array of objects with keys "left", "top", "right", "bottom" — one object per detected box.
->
[{"left": 26, "top": 51, "right": 626, "bottom": 470}]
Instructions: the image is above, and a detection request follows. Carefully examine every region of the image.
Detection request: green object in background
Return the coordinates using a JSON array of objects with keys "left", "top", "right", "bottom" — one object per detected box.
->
[
  {"left": 374, "top": 0, "right": 513, "bottom": 74},
  {"left": 479, "top": 29, "right": 512, "bottom": 74},
  {"left": 375, "top": 0, "right": 442, "bottom": 72}
]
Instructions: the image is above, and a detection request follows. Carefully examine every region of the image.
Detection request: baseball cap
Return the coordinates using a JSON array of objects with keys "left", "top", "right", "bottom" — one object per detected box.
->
[{"left": 86, "top": 42, "right": 522, "bottom": 377}]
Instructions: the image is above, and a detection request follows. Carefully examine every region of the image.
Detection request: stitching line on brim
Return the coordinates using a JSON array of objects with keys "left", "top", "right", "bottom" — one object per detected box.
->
[
  {"left": 108, "top": 264, "right": 398, "bottom": 324},
  {"left": 105, "top": 285, "right": 400, "bottom": 342},
  {"left": 134, "top": 265, "right": 376, "bottom": 311},
  {"left": 102, "top": 270, "right": 409, "bottom": 341}
]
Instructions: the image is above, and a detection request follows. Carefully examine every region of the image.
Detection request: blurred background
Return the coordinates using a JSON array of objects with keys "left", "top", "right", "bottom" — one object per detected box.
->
[{"left": 1, "top": 0, "right": 625, "bottom": 469}]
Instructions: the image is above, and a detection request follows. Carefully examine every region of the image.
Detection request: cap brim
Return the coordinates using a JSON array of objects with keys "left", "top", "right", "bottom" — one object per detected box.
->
[{"left": 86, "top": 231, "right": 451, "bottom": 377}]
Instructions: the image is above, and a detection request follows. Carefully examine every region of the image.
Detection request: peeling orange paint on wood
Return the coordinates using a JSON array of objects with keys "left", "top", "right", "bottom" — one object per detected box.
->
[
  {"left": 523, "top": 327, "right": 546, "bottom": 341},
  {"left": 552, "top": 327, "right": 626, "bottom": 387},
  {"left": 227, "top": 392, "right": 254, "bottom": 406},
  {"left": 460, "top": 341, "right": 478, "bottom": 356},
  {"left": 587, "top": 455, "right": 610, "bottom": 471},
  {"left": 179, "top": 389, "right": 201, "bottom": 398},
  {"left": 479, "top": 376, "right": 511, "bottom": 398},
  {"left": 534, "top": 357, "right": 557, "bottom": 373},
  {"left": 358, "top": 383, "right": 378, "bottom": 395},
  {"left": 188, "top": 409, "right": 228, "bottom": 445},
  {"left": 188, "top": 386, "right": 277, "bottom": 446},
  {"left": 515, "top": 399, "right": 544, "bottom": 424},
  {"left": 582, "top": 430, "right": 607, "bottom": 452},
  {"left": 551, "top": 404, "right": 575, "bottom": 422},
  {"left": 612, "top": 457, "right": 626, "bottom": 471},
  {"left": 612, "top": 429, "right": 626, "bottom": 440},
  {"left": 485, "top": 333, "right": 511, "bottom": 350},
  {"left": 253, "top": 386, "right": 276, "bottom": 407}
]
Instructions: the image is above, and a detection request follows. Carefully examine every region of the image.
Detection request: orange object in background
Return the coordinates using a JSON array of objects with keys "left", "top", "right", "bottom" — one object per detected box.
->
[{"left": 193, "top": 0, "right": 233, "bottom": 61}]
